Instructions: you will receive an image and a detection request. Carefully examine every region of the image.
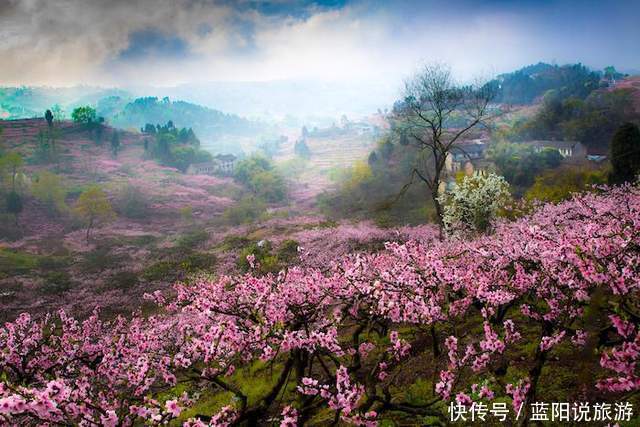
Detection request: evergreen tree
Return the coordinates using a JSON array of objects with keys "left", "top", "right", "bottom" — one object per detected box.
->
[
  {"left": 368, "top": 151, "right": 378, "bottom": 166},
  {"left": 294, "top": 139, "right": 311, "bottom": 158},
  {"left": 45, "top": 109, "right": 54, "bottom": 128},
  {"left": 111, "top": 131, "right": 121, "bottom": 157},
  {"left": 6, "top": 191, "right": 23, "bottom": 225},
  {"left": 609, "top": 122, "right": 640, "bottom": 184}
]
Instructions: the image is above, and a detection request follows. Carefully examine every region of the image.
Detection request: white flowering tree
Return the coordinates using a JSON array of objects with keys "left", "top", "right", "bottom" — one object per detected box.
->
[{"left": 439, "top": 172, "right": 511, "bottom": 234}]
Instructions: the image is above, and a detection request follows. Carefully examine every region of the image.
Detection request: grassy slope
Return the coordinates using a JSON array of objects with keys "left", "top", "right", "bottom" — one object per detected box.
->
[{"left": 0, "top": 119, "right": 240, "bottom": 320}]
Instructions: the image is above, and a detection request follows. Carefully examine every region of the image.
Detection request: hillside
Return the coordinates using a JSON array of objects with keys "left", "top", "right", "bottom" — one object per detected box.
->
[
  {"left": 274, "top": 120, "right": 382, "bottom": 207},
  {"left": 610, "top": 75, "right": 640, "bottom": 111},
  {"left": 494, "top": 62, "right": 602, "bottom": 104},
  {"left": 0, "top": 119, "right": 240, "bottom": 320},
  {"left": 0, "top": 118, "right": 414, "bottom": 321},
  {"left": 0, "top": 88, "right": 271, "bottom": 154}
]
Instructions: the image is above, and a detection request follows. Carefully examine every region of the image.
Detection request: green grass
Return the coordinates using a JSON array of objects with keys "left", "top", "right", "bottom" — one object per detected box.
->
[
  {"left": 403, "top": 378, "right": 433, "bottom": 407},
  {"left": 177, "top": 228, "right": 209, "bottom": 249},
  {"left": 173, "top": 360, "right": 297, "bottom": 424},
  {"left": 142, "top": 252, "right": 216, "bottom": 282},
  {"left": 219, "top": 235, "right": 252, "bottom": 251},
  {"left": 0, "top": 249, "right": 40, "bottom": 276}
]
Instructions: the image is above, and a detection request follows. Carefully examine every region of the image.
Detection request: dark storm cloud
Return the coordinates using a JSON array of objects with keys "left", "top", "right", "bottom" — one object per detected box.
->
[
  {"left": 0, "top": 0, "right": 638, "bottom": 86},
  {"left": 117, "top": 29, "right": 192, "bottom": 61}
]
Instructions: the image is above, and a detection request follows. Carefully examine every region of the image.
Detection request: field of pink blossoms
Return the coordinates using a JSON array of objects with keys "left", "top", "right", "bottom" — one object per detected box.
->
[{"left": 1, "top": 186, "right": 638, "bottom": 425}]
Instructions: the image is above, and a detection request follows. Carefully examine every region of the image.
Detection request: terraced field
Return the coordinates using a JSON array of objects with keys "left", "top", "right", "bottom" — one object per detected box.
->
[{"left": 276, "top": 131, "right": 376, "bottom": 207}]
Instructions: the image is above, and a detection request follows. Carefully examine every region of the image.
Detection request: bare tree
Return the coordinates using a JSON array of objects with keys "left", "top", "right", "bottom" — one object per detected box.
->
[{"left": 392, "top": 63, "right": 496, "bottom": 238}]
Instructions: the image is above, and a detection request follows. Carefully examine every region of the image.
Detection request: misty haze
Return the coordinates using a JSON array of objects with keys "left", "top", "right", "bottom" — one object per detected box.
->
[{"left": 1, "top": 1, "right": 640, "bottom": 425}]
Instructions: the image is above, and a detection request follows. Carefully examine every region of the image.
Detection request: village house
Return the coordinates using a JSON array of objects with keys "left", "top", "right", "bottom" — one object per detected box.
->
[
  {"left": 186, "top": 162, "right": 216, "bottom": 175},
  {"left": 445, "top": 139, "right": 491, "bottom": 176},
  {"left": 186, "top": 154, "right": 237, "bottom": 176},
  {"left": 214, "top": 154, "right": 237, "bottom": 175},
  {"left": 526, "top": 140, "right": 587, "bottom": 161}
]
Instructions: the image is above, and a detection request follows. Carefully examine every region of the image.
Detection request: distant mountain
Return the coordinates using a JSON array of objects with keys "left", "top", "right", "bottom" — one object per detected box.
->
[
  {"left": 104, "top": 96, "right": 265, "bottom": 138},
  {"left": 1, "top": 79, "right": 397, "bottom": 128},
  {"left": 0, "top": 86, "right": 270, "bottom": 154},
  {"left": 493, "top": 62, "right": 602, "bottom": 105},
  {"left": 0, "top": 86, "right": 130, "bottom": 120}
]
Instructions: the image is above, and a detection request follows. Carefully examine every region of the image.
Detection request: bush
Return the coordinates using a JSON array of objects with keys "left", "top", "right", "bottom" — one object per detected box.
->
[
  {"left": 71, "top": 106, "right": 97, "bottom": 124},
  {"left": 234, "top": 155, "right": 287, "bottom": 203},
  {"left": 179, "top": 252, "right": 216, "bottom": 274},
  {"left": 0, "top": 213, "right": 22, "bottom": 240},
  {"left": 237, "top": 240, "right": 276, "bottom": 274},
  {"left": 237, "top": 239, "right": 300, "bottom": 274},
  {"left": 37, "top": 255, "right": 71, "bottom": 271},
  {"left": 526, "top": 166, "right": 607, "bottom": 203},
  {"left": 179, "top": 205, "right": 193, "bottom": 223},
  {"left": 439, "top": 172, "right": 511, "bottom": 234},
  {"left": 142, "top": 261, "right": 175, "bottom": 282},
  {"left": 317, "top": 148, "right": 436, "bottom": 226},
  {"left": 222, "top": 196, "right": 266, "bottom": 225},
  {"left": 489, "top": 142, "right": 563, "bottom": 194},
  {"left": 82, "top": 246, "right": 126, "bottom": 273},
  {"left": 276, "top": 239, "right": 300, "bottom": 265},
  {"left": 250, "top": 170, "right": 286, "bottom": 203},
  {"left": 31, "top": 171, "right": 68, "bottom": 215},
  {"left": 177, "top": 228, "right": 209, "bottom": 250},
  {"left": 170, "top": 146, "right": 212, "bottom": 172},
  {"left": 221, "top": 235, "right": 252, "bottom": 250},
  {"left": 110, "top": 271, "right": 139, "bottom": 290},
  {"left": 142, "top": 252, "right": 216, "bottom": 282},
  {"left": 115, "top": 184, "right": 151, "bottom": 219},
  {"left": 40, "top": 271, "right": 72, "bottom": 295},
  {"left": 0, "top": 249, "right": 39, "bottom": 276}
]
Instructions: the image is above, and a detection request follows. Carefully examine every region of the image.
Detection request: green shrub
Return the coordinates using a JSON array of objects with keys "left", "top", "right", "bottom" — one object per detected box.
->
[
  {"left": 525, "top": 166, "right": 607, "bottom": 203},
  {"left": 37, "top": 255, "right": 71, "bottom": 271},
  {"left": 127, "top": 235, "right": 157, "bottom": 247},
  {"left": 40, "top": 271, "right": 72, "bottom": 294},
  {"left": 179, "top": 205, "right": 193, "bottom": 223},
  {"left": 237, "top": 240, "right": 273, "bottom": 273},
  {"left": 222, "top": 196, "right": 266, "bottom": 225},
  {"left": 221, "top": 235, "right": 252, "bottom": 250},
  {"left": 82, "top": 246, "right": 126, "bottom": 273},
  {"left": 277, "top": 239, "right": 300, "bottom": 265},
  {"left": 179, "top": 252, "right": 216, "bottom": 274},
  {"left": 142, "top": 261, "right": 175, "bottom": 282},
  {"left": 110, "top": 271, "right": 139, "bottom": 290},
  {"left": 0, "top": 249, "right": 39, "bottom": 275},
  {"left": 234, "top": 155, "right": 287, "bottom": 203},
  {"left": 142, "top": 252, "right": 215, "bottom": 282},
  {"left": 403, "top": 378, "right": 433, "bottom": 407},
  {"left": 115, "top": 184, "right": 151, "bottom": 219},
  {"left": 0, "top": 214, "right": 22, "bottom": 240},
  {"left": 177, "top": 228, "right": 209, "bottom": 250},
  {"left": 237, "top": 240, "right": 298, "bottom": 274}
]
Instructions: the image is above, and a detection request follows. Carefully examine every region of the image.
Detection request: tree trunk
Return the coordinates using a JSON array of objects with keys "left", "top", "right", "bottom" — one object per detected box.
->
[
  {"left": 519, "top": 324, "right": 552, "bottom": 426},
  {"left": 86, "top": 218, "right": 94, "bottom": 242},
  {"left": 431, "top": 184, "right": 445, "bottom": 241}
]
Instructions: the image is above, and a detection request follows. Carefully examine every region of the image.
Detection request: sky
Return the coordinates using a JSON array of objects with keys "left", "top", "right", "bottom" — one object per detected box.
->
[{"left": 0, "top": 0, "right": 639, "bottom": 88}]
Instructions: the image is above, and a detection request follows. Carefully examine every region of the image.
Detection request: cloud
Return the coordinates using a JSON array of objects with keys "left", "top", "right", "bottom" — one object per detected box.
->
[
  {"left": 116, "top": 29, "right": 192, "bottom": 62},
  {"left": 0, "top": 0, "right": 638, "bottom": 87}
]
